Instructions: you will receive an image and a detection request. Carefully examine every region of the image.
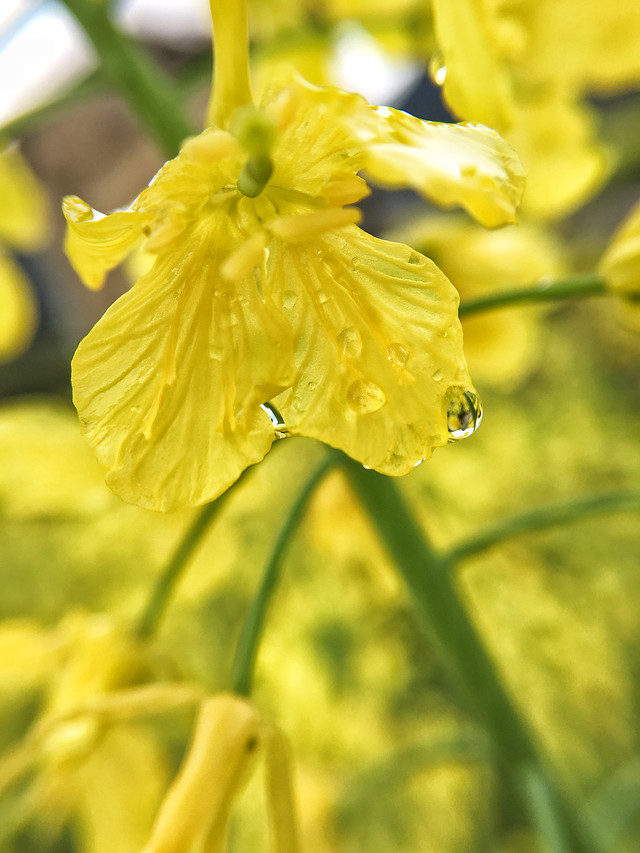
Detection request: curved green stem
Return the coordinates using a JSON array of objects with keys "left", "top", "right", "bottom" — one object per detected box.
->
[
  {"left": 459, "top": 273, "right": 606, "bottom": 318},
  {"left": 342, "top": 460, "right": 601, "bottom": 853},
  {"left": 443, "top": 490, "right": 640, "bottom": 568},
  {"left": 231, "top": 452, "right": 340, "bottom": 696},
  {"left": 135, "top": 476, "right": 246, "bottom": 639},
  {"left": 58, "top": 0, "right": 194, "bottom": 156}
]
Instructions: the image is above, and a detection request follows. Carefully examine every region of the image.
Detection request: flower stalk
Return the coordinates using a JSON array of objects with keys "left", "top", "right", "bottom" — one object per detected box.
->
[
  {"left": 342, "top": 458, "right": 602, "bottom": 853},
  {"left": 207, "top": 0, "right": 254, "bottom": 128},
  {"left": 459, "top": 272, "right": 605, "bottom": 317}
]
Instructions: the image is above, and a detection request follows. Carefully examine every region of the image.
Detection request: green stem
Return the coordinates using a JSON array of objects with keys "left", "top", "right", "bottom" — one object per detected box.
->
[
  {"left": 58, "top": 0, "right": 194, "bottom": 157},
  {"left": 135, "top": 480, "right": 243, "bottom": 639},
  {"left": 459, "top": 273, "right": 606, "bottom": 317},
  {"left": 444, "top": 490, "right": 640, "bottom": 568},
  {"left": 343, "top": 460, "right": 601, "bottom": 853},
  {"left": 231, "top": 452, "right": 340, "bottom": 696}
]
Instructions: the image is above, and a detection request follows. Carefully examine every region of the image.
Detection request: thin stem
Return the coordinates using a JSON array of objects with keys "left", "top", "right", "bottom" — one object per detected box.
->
[
  {"left": 459, "top": 273, "right": 606, "bottom": 318},
  {"left": 136, "top": 477, "right": 245, "bottom": 639},
  {"left": 342, "top": 460, "right": 601, "bottom": 853},
  {"left": 58, "top": 0, "right": 194, "bottom": 157},
  {"left": 444, "top": 490, "right": 640, "bottom": 568},
  {"left": 231, "top": 452, "right": 340, "bottom": 696},
  {"left": 207, "top": 0, "right": 254, "bottom": 128}
]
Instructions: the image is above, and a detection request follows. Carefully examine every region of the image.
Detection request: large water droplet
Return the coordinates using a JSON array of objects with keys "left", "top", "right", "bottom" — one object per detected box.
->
[
  {"left": 347, "top": 379, "right": 386, "bottom": 414},
  {"left": 446, "top": 389, "right": 483, "bottom": 440},
  {"left": 260, "top": 402, "right": 289, "bottom": 438},
  {"left": 337, "top": 326, "right": 363, "bottom": 358},
  {"left": 428, "top": 51, "right": 447, "bottom": 86},
  {"left": 386, "top": 343, "right": 409, "bottom": 370}
]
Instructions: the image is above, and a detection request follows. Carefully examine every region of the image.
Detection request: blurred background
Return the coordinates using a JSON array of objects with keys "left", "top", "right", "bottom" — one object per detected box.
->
[{"left": 0, "top": 1, "right": 639, "bottom": 851}]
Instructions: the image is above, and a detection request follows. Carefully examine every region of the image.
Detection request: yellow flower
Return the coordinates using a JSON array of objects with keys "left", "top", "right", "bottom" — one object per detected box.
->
[
  {"left": 599, "top": 199, "right": 640, "bottom": 328},
  {"left": 0, "top": 613, "right": 193, "bottom": 853},
  {"left": 64, "top": 2, "right": 524, "bottom": 511},
  {"left": 143, "top": 693, "right": 300, "bottom": 853},
  {"left": 0, "top": 144, "right": 48, "bottom": 361},
  {"left": 428, "top": 0, "right": 640, "bottom": 218}
]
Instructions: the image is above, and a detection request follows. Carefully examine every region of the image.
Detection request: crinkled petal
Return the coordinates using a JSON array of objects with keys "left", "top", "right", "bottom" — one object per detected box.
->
[
  {"left": 72, "top": 218, "right": 295, "bottom": 511},
  {"left": 364, "top": 112, "right": 525, "bottom": 227},
  {"left": 63, "top": 196, "right": 146, "bottom": 291},
  {"left": 269, "top": 226, "right": 472, "bottom": 473}
]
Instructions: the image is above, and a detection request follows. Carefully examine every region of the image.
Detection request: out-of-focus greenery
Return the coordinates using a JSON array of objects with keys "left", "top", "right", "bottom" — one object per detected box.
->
[{"left": 0, "top": 0, "right": 639, "bottom": 851}]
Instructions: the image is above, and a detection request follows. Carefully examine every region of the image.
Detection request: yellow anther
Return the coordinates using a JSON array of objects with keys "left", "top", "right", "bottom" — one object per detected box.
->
[
  {"left": 268, "top": 207, "right": 362, "bottom": 243},
  {"left": 321, "top": 177, "right": 370, "bottom": 206},
  {"left": 220, "top": 233, "right": 268, "bottom": 280},
  {"left": 180, "top": 130, "right": 239, "bottom": 164}
]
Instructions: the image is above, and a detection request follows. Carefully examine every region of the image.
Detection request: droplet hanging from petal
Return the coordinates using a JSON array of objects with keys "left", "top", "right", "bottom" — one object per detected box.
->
[{"left": 446, "top": 388, "right": 483, "bottom": 440}]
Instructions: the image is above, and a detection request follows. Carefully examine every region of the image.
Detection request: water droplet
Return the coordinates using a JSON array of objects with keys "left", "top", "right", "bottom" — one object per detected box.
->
[
  {"left": 317, "top": 290, "right": 329, "bottom": 305},
  {"left": 428, "top": 51, "right": 447, "bottom": 86},
  {"left": 282, "top": 290, "right": 298, "bottom": 310},
  {"left": 337, "top": 326, "right": 362, "bottom": 358},
  {"left": 386, "top": 343, "right": 409, "bottom": 370},
  {"left": 412, "top": 458, "right": 424, "bottom": 469},
  {"left": 260, "top": 402, "right": 289, "bottom": 438},
  {"left": 307, "top": 380, "right": 317, "bottom": 391},
  {"left": 432, "top": 368, "right": 443, "bottom": 382},
  {"left": 347, "top": 379, "right": 386, "bottom": 414},
  {"left": 208, "top": 345, "right": 224, "bottom": 361},
  {"left": 446, "top": 389, "right": 483, "bottom": 441}
]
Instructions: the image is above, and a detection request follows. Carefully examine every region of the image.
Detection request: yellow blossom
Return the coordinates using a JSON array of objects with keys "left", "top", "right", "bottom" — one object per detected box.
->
[
  {"left": 64, "top": 2, "right": 524, "bottom": 511},
  {"left": 143, "top": 693, "right": 300, "bottom": 853},
  {"left": 0, "top": 144, "right": 48, "bottom": 361},
  {"left": 0, "top": 612, "right": 187, "bottom": 853},
  {"left": 428, "top": 0, "right": 640, "bottom": 218},
  {"left": 599, "top": 199, "right": 640, "bottom": 328}
]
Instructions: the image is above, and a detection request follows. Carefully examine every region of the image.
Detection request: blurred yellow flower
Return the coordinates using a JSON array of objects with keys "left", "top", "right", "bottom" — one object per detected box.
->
[
  {"left": 143, "top": 693, "right": 300, "bottom": 853},
  {"left": 0, "top": 612, "right": 187, "bottom": 853},
  {"left": 429, "top": 0, "right": 640, "bottom": 218},
  {"left": 393, "top": 215, "right": 568, "bottom": 387},
  {"left": 0, "top": 144, "right": 49, "bottom": 362},
  {"left": 599, "top": 199, "right": 640, "bottom": 328},
  {"left": 64, "top": 2, "right": 523, "bottom": 511}
]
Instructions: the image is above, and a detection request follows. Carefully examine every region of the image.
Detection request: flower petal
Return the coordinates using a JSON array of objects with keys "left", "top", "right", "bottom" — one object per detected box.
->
[
  {"left": 268, "top": 226, "right": 472, "bottom": 473},
  {"left": 0, "top": 251, "right": 38, "bottom": 362},
  {"left": 0, "top": 145, "right": 49, "bottom": 252},
  {"left": 364, "top": 113, "right": 525, "bottom": 228},
  {"left": 72, "top": 218, "right": 295, "bottom": 511},
  {"left": 63, "top": 196, "right": 146, "bottom": 291}
]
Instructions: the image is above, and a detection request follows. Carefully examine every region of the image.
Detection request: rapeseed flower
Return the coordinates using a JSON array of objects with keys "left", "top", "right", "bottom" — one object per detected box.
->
[
  {"left": 599, "top": 199, "right": 640, "bottom": 328},
  {"left": 429, "top": 0, "right": 640, "bottom": 218},
  {"left": 64, "top": 1, "right": 524, "bottom": 511},
  {"left": 0, "top": 144, "right": 48, "bottom": 361},
  {"left": 0, "top": 613, "right": 195, "bottom": 853}
]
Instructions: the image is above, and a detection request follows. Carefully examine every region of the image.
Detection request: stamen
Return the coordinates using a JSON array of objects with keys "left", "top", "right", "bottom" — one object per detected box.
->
[
  {"left": 180, "top": 130, "right": 239, "bottom": 164},
  {"left": 220, "top": 233, "right": 268, "bottom": 280},
  {"left": 268, "top": 207, "right": 362, "bottom": 243}
]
